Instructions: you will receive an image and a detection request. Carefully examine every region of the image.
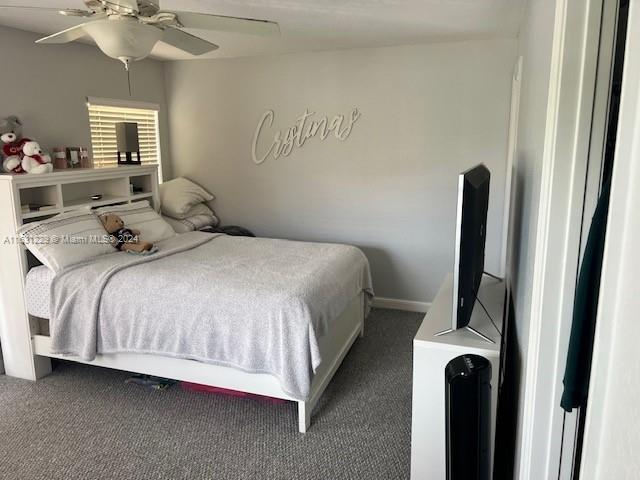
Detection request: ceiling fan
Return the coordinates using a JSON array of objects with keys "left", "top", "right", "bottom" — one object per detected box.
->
[{"left": 0, "top": 0, "right": 280, "bottom": 69}]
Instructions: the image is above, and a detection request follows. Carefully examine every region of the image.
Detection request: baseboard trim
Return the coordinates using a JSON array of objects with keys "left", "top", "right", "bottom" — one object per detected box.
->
[{"left": 372, "top": 297, "right": 430, "bottom": 313}]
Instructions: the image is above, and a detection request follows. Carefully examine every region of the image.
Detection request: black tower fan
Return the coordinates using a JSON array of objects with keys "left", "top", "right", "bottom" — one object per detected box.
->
[{"left": 445, "top": 354, "right": 492, "bottom": 480}]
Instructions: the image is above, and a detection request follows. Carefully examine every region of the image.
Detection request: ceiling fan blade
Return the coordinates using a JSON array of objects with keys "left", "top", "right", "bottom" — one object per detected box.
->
[
  {"left": 0, "top": 5, "right": 69, "bottom": 12},
  {"left": 172, "top": 11, "right": 280, "bottom": 36},
  {"left": 60, "top": 9, "right": 96, "bottom": 17},
  {"left": 0, "top": 5, "right": 96, "bottom": 16},
  {"left": 162, "top": 27, "right": 219, "bottom": 55},
  {"left": 35, "top": 24, "right": 87, "bottom": 44}
]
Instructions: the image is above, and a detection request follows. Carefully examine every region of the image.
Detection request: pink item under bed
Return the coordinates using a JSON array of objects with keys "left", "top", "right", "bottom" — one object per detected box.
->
[{"left": 180, "top": 382, "right": 287, "bottom": 404}]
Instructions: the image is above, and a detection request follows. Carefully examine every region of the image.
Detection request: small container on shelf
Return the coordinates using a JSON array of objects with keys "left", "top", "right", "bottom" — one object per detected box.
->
[
  {"left": 52, "top": 147, "right": 67, "bottom": 169},
  {"left": 66, "top": 147, "right": 81, "bottom": 168},
  {"left": 79, "top": 147, "right": 93, "bottom": 169}
]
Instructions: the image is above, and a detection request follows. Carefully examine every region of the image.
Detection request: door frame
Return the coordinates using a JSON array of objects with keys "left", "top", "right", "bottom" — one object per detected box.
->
[
  {"left": 580, "top": 1, "right": 640, "bottom": 476},
  {"left": 516, "top": 0, "right": 605, "bottom": 478}
]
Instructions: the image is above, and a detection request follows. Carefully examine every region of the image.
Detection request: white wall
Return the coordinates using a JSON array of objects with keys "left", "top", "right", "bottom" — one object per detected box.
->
[
  {"left": 509, "top": 0, "right": 558, "bottom": 476},
  {"left": 0, "top": 26, "right": 171, "bottom": 179},
  {"left": 164, "top": 39, "right": 517, "bottom": 302}
]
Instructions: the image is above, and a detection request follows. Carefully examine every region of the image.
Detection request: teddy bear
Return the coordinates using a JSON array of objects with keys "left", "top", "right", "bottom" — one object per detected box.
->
[
  {"left": 21, "top": 141, "right": 53, "bottom": 174},
  {"left": 99, "top": 213, "right": 154, "bottom": 253},
  {"left": 1, "top": 115, "right": 28, "bottom": 174},
  {"left": 1, "top": 133, "right": 24, "bottom": 173}
]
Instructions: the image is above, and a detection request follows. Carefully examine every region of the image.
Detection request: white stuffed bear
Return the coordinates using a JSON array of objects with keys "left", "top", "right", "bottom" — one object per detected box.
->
[{"left": 21, "top": 141, "right": 53, "bottom": 174}]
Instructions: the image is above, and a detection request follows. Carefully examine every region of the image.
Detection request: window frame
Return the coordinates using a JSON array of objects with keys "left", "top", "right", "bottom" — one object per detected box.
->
[{"left": 86, "top": 96, "right": 162, "bottom": 181}]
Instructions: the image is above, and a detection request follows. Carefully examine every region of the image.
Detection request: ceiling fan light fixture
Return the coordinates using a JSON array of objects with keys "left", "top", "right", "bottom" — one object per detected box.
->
[
  {"left": 21, "top": 2, "right": 279, "bottom": 66},
  {"left": 83, "top": 17, "right": 162, "bottom": 66}
]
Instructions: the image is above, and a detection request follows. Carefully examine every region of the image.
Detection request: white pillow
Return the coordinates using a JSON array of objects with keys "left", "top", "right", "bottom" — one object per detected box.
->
[
  {"left": 18, "top": 209, "right": 114, "bottom": 272},
  {"left": 95, "top": 201, "right": 176, "bottom": 244},
  {"left": 160, "top": 177, "right": 214, "bottom": 219}
]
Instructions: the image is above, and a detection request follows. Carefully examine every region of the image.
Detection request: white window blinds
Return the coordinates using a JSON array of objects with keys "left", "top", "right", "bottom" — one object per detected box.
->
[{"left": 87, "top": 98, "right": 161, "bottom": 171}]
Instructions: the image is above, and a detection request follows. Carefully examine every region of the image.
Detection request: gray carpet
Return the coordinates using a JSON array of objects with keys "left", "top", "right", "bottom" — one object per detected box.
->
[{"left": 0, "top": 308, "right": 422, "bottom": 480}]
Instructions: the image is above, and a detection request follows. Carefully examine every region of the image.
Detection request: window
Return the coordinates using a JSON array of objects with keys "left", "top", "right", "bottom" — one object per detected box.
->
[{"left": 87, "top": 97, "right": 162, "bottom": 179}]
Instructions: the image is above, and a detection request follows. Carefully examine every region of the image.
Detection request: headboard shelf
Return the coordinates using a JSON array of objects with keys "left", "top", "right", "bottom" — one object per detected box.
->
[
  {"left": 0, "top": 165, "right": 158, "bottom": 186},
  {"left": 22, "top": 209, "right": 63, "bottom": 220},
  {"left": 131, "top": 192, "right": 154, "bottom": 202},
  {"left": 63, "top": 194, "right": 130, "bottom": 211},
  {"left": 0, "top": 165, "right": 160, "bottom": 224},
  {"left": 61, "top": 177, "right": 128, "bottom": 207}
]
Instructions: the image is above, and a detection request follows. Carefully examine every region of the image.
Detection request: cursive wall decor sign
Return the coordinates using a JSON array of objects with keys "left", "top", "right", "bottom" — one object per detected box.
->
[{"left": 252, "top": 108, "right": 361, "bottom": 164}]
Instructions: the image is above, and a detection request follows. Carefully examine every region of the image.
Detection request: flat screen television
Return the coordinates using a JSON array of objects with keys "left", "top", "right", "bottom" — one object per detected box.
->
[{"left": 445, "top": 164, "right": 491, "bottom": 338}]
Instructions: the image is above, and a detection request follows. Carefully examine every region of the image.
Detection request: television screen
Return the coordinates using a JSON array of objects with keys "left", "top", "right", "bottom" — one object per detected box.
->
[{"left": 452, "top": 164, "right": 490, "bottom": 330}]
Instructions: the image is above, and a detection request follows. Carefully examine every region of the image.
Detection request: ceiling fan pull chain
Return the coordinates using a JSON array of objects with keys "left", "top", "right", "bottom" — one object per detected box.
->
[{"left": 124, "top": 60, "right": 132, "bottom": 96}]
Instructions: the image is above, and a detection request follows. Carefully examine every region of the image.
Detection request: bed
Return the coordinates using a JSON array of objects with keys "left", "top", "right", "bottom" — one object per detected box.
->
[
  {"left": 25, "top": 231, "right": 373, "bottom": 432},
  {"left": 0, "top": 166, "right": 373, "bottom": 432}
]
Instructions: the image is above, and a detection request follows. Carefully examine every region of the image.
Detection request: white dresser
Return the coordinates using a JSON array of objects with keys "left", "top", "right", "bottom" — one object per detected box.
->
[{"left": 411, "top": 273, "right": 504, "bottom": 479}]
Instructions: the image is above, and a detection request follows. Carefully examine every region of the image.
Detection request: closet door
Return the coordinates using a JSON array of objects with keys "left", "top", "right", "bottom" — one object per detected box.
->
[{"left": 558, "top": 1, "right": 629, "bottom": 478}]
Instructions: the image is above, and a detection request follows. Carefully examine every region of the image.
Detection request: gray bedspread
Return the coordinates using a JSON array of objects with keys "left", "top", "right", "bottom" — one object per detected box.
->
[{"left": 49, "top": 231, "right": 373, "bottom": 400}]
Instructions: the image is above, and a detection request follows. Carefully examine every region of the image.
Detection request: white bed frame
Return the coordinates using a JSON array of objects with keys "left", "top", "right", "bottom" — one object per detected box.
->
[{"left": 0, "top": 165, "right": 365, "bottom": 433}]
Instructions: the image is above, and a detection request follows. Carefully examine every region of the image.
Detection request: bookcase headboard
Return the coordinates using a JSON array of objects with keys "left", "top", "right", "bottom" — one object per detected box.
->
[{"left": 0, "top": 165, "right": 159, "bottom": 380}]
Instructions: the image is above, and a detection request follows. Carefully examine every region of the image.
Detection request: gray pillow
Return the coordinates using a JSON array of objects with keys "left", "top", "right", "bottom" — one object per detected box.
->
[{"left": 160, "top": 177, "right": 215, "bottom": 219}]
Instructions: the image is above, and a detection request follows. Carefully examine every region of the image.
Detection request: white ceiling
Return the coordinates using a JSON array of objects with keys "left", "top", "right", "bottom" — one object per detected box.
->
[{"left": 0, "top": 0, "right": 525, "bottom": 60}]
